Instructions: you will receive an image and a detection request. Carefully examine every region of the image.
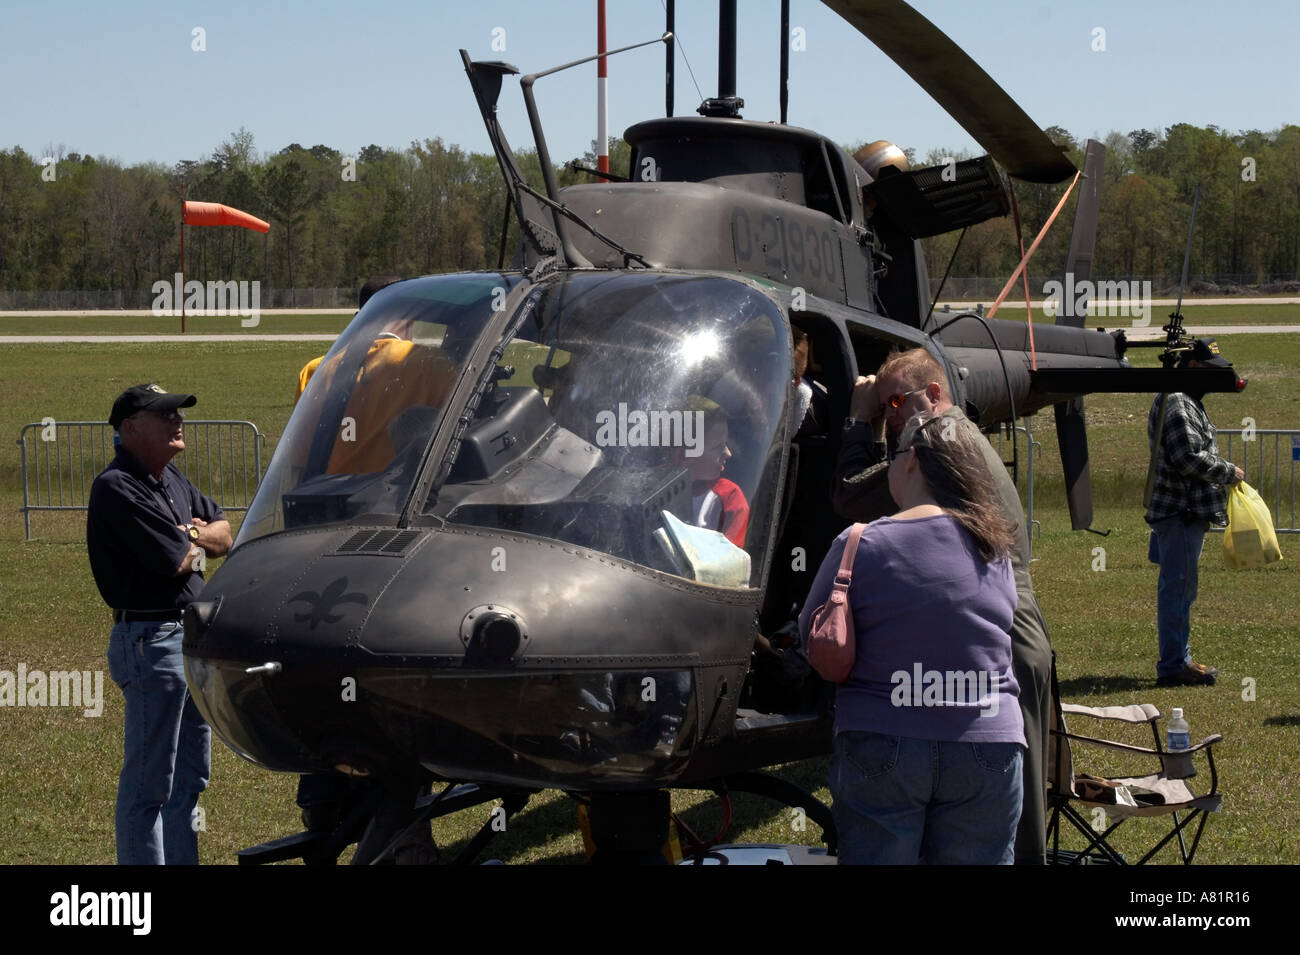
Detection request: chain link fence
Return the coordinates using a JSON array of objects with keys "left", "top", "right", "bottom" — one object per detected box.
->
[{"left": 929, "top": 274, "right": 1300, "bottom": 302}]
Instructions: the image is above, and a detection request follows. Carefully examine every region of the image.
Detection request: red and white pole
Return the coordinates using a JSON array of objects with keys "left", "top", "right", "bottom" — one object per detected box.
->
[
  {"left": 180, "top": 184, "right": 186, "bottom": 334},
  {"left": 597, "top": 0, "right": 608, "bottom": 176}
]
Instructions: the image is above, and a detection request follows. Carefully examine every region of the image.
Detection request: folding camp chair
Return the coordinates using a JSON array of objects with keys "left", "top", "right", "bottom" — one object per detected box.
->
[{"left": 1046, "top": 662, "right": 1223, "bottom": 865}]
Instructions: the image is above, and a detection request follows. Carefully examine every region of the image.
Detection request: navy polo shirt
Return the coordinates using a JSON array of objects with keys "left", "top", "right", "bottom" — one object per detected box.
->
[{"left": 86, "top": 447, "right": 225, "bottom": 611}]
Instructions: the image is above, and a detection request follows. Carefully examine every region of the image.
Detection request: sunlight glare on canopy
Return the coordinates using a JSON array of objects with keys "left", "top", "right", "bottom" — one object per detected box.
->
[{"left": 677, "top": 329, "right": 722, "bottom": 368}]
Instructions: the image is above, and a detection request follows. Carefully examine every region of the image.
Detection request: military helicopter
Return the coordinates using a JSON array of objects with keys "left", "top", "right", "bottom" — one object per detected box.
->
[{"left": 182, "top": 0, "right": 1244, "bottom": 864}]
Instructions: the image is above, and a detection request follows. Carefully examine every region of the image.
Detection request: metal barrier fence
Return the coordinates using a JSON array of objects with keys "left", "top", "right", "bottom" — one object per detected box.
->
[
  {"left": 17, "top": 420, "right": 265, "bottom": 540},
  {"left": 1210, "top": 429, "right": 1299, "bottom": 534},
  {"left": 989, "top": 423, "right": 1298, "bottom": 541},
  {"left": 993, "top": 421, "right": 1042, "bottom": 559}
]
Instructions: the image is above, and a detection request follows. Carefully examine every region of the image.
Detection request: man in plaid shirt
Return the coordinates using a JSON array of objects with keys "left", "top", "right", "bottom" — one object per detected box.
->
[{"left": 1145, "top": 338, "right": 1244, "bottom": 687}]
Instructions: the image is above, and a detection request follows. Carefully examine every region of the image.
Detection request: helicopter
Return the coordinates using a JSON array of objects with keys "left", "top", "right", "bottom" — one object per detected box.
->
[{"left": 181, "top": 0, "right": 1245, "bottom": 865}]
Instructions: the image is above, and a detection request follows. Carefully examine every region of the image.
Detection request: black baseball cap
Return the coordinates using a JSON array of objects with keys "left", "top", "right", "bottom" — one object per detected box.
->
[
  {"left": 109, "top": 384, "right": 197, "bottom": 429},
  {"left": 1178, "top": 338, "right": 1233, "bottom": 369}
]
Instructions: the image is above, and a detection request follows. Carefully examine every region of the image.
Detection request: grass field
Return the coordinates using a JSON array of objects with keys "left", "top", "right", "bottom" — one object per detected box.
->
[
  {"left": 1, "top": 315, "right": 1297, "bottom": 865},
  {"left": 2, "top": 302, "right": 1298, "bottom": 337},
  {"left": 950, "top": 301, "right": 1300, "bottom": 328}
]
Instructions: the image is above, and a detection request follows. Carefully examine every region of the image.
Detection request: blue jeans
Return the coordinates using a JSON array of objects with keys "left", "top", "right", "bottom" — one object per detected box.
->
[
  {"left": 830, "top": 731, "right": 1023, "bottom": 865},
  {"left": 106, "top": 618, "right": 210, "bottom": 864},
  {"left": 1147, "top": 515, "right": 1209, "bottom": 678}
]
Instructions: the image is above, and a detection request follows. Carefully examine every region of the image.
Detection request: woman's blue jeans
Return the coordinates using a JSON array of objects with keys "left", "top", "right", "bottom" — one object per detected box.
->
[{"left": 831, "top": 730, "right": 1023, "bottom": 865}]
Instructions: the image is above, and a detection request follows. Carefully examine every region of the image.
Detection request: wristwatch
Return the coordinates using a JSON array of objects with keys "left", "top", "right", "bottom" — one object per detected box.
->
[{"left": 185, "top": 523, "right": 201, "bottom": 542}]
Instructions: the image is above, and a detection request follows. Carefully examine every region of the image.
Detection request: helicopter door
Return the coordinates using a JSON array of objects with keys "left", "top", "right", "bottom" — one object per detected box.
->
[{"left": 760, "top": 315, "right": 850, "bottom": 632}]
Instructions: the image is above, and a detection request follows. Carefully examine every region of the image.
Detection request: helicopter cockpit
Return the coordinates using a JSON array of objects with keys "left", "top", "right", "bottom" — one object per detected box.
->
[
  {"left": 238, "top": 274, "right": 521, "bottom": 544},
  {"left": 238, "top": 271, "right": 792, "bottom": 591}
]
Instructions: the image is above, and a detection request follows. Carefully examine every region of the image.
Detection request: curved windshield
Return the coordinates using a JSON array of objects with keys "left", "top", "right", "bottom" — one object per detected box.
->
[
  {"left": 424, "top": 272, "right": 791, "bottom": 588},
  {"left": 238, "top": 273, "right": 521, "bottom": 544}
]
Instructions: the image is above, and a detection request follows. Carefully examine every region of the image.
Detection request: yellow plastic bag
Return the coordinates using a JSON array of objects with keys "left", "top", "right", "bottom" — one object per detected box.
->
[{"left": 1224, "top": 481, "right": 1283, "bottom": 568}]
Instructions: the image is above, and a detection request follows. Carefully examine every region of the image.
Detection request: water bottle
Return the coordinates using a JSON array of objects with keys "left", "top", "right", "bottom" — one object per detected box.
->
[{"left": 1167, "top": 708, "right": 1190, "bottom": 751}]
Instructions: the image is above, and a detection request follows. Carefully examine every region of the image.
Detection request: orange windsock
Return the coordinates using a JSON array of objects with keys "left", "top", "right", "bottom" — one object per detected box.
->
[{"left": 182, "top": 201, "right": 270, "bottom": 233}]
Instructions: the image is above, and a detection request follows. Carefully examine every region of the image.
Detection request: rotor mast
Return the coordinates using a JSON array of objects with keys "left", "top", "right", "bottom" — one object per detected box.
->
[{"left": 699, "top": 0, "right": 743, "bottom": 117}]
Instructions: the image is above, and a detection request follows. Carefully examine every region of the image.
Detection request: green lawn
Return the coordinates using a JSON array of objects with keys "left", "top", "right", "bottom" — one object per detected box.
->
[
  {"left": 942, "top": 301, "right": 1300, "bottom": 327},
  {"left": 1, "top": 331, "right": 1297, "bottom": 865},
  {"left": 2, "top": 302, "right": 1298, "bottom": 337}
]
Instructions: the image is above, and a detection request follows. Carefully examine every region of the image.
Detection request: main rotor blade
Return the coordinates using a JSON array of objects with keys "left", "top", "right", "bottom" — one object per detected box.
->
[
  {"left": 821, "top": 0, "right": 1077, "bottom": 183},
  {"left": 1056, "top": 139, "right": 1106, "bottom": 327}
]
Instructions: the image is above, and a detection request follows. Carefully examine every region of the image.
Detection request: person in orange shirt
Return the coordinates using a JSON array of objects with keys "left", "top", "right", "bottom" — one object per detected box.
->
[
  {"left": 293, "top": 275, "right": 402, "bottom": 403},
  {"left": 293, "top": 275, "right": 460, "bottom": 476},
  {"left": 674, "top": 396, "right": 748, "bottom": 548},
  {"left": 295, "top": 317, "right": 457, "bottom": 475}
]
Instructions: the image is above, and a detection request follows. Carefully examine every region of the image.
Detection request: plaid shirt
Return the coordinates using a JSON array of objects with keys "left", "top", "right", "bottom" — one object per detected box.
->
[{"left": 1145, "top": 392, "right": 1234, "bottom": 525}]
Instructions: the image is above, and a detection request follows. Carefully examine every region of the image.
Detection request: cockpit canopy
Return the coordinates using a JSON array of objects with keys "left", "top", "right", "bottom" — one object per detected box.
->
[{"left": 239, "top": 271, "right": 792, "bottom": 589}]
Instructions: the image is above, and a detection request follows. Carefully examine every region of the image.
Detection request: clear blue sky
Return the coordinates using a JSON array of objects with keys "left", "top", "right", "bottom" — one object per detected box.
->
[{"left": 3, "top": 0, "right": 1295, "bottom": 168}]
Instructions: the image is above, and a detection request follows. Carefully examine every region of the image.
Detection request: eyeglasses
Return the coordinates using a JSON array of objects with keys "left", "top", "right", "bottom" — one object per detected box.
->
[
  {"left": 130, "top": 408, "right": 184, "bottom": 423},
  {"left": 882, "top": 388, "right": 926, "bottom": 412}
]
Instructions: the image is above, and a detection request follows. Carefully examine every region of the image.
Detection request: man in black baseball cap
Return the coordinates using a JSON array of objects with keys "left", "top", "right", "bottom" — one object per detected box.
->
[
  {"left": 88, "top": 383, "right": 231, "bottom": 863},
  {"left": 1178, "top": 337, "right": 1234, "bottom": 370},
  {"left": 108, "top": 383, "right": 198, "bottom": 429}
]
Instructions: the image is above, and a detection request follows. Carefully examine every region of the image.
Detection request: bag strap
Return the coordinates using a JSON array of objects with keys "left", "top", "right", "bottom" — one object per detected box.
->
[{"left": 834, "top": 523, "right": 867, "bottom": 585}]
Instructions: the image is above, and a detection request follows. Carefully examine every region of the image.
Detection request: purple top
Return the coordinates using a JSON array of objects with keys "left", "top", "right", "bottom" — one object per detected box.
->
[{"left": 799, "top": 514, "right": 1024, "bottom": 745}]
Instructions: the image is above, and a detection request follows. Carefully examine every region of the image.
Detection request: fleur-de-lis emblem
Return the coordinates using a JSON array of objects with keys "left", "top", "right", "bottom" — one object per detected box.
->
[{"left": 289, "top": 576, "right": 367, "bottom": 630}]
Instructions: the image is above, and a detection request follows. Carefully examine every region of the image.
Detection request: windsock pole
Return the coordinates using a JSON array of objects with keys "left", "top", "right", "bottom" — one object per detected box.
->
[
  {"left": 597, "top": 0, "right": 608, "bottom": 176},
  {"left": 177, "top": 200, "right": 270, "bottom": 332},
  {"left": 180, "top": 183, "right": 186, "bottom": 332}
]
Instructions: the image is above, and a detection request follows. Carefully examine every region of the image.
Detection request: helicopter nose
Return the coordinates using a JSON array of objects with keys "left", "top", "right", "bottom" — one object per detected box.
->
[{"left": 184, "top": 598, "right": 222, "bottom": 637}]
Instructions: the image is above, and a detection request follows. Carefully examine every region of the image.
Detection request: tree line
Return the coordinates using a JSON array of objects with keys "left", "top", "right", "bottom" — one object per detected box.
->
[
  {"left": 0, "top": 123, "right": 1296, "bottom": 300},
  {"left": 914, "top": 124, "right": 1300, "bottom": 293}
]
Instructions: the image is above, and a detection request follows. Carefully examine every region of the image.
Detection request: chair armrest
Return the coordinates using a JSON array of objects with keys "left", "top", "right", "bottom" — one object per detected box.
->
[
  {"left": 1052, "top": 730, "right": 1222, "bottom": 757},
  {"left": 1175, "top": 734, "right": 1223, "bottom": 755},
  {"left": 1052, "top": 730, "right": 1159, "bottom": 757}
]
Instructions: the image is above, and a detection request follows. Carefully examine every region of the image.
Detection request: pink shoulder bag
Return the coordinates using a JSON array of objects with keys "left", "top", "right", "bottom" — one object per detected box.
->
[{"left": 807, "top": 523, "right": 866, "bottom": 683}]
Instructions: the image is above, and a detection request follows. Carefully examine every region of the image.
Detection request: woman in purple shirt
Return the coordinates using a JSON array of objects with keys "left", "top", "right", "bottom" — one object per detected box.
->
[{"left": 800, "top": 413, "right": 1023, "bottom": 864}]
